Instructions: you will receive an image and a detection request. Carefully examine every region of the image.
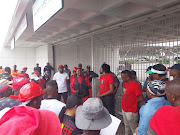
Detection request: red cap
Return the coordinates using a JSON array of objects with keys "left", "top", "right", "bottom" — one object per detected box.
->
[
  {"left": 33, "top": 70, "right": 39, "bottom": 74},
  {"left": 58, "top": 65, "right": 64, "bottom": 68},
  {"left": 149, "top": 105, "right": 180, "bottom": 135},
  {"left": 0, "top": 106, "right": 62, "bottom": 135},
  {"left": 73, "top": 67, "right": 77, "bottom": 72},
  {"left": 18, "top": 82, "right": 46, "bottom": 101},
  {"left": 12, "top": 77, "right": 30, "bottom": 91},
  {"left": 0, "top": 85, "right": 9, "bottom": 93},
  {"left": 22, "top": 67, "right": 27, "bottom": 70}
]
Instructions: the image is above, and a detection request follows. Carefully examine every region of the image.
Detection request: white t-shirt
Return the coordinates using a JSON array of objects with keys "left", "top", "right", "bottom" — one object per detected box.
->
[
  {"left": 53, "top": 72, "right": 69, "bottom": 93},
  {"left": 40, "top": 99, "right": 65, "bottom": 116}
]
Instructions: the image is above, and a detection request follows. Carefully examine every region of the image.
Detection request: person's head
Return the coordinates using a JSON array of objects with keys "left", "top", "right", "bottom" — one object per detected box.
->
[
  {"left": 4, "top": 67, "right": 11, "bottom": 74},
  {"left": 64, "top": 64, "right": 68, "bottom": 70},
  {"left": 45, "top": 80, "right": 58, "bottom": 98},
  {"left": 46, "top": 62, "right": 50, "bottom": 66},
  {"left": 169, "top": 64, "right": 180, "bottom": 78},
  {"left": 13, "top": 65, "right": 17, "bottom": 70},
  {"left": 86, "top": 65, "right": 91, "bottom": 72},
  {"left": 130, "top": 70, "right": 136, "bottom": 80},
  {"left": 0, "top": 85, "right": 13, "bottom": 98},
  {"left": 78, "top": 63, "right": 82, "bottom": 69},
  {"left": 147, "top": 80, "right": 166, "bottom": 99},
  {"left": 0, "top": 66, "right": 2, "bottom": 69},
  {"left": 146, "top": 66, "right": 154, "bottom": 80},
  {"left": 36, "top": 63, "right": 39, "bottom": 67},
  {"left": 101, "top": 64, "right": 110, "bottom": 74},
  {"left": 66, "top": 94, "right": 82, "bottom": 116},
  {"left": 76, "top": 68, "right": 82, "bottom": 77},
  {"left": 151, "top": 64, "right": 167, "bottom": 80},
  {"left": 73, "top": 67, "right": 77, "bottom": 76},
  {"left": 75, "top": 98, "right": 112, "bottom": 134},
  {"left": 58, "top": 65, "right": 64, "bottom": 73},
  {"left": 18, "top": 82, "right": 46, "bottom": 109},
  {"left": 22, "top": 67, "right": 27, "bottom": 73},
  {"left": 165, "top": 80, "right": 180, "bottom": 106},
  {"left": 148, "top": 105, "right": 180, "bottom": 135},
  {"left": 121, "top": 70, "right": 132, "bottom": 83}
]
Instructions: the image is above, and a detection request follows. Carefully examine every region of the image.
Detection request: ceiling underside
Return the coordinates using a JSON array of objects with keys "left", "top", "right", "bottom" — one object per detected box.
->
[{"left": 5, "top": 0, "right": 180, "bottom": 48}]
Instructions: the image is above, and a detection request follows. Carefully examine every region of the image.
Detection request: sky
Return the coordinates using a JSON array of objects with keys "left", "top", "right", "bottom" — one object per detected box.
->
[{"left": 0, "top": 0, "right": 19, "bottom": 47}]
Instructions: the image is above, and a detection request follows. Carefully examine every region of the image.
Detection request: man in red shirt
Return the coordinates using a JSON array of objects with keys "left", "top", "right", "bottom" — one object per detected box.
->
[
  {"left": 97, "top": 64, "right": 115, "bottom": 115},
  {"left": 70, "top": 67, "right": 77, "bottom": 94},
  {"left": 121, "top": 70, "right": 144, "bottom": 135},
  {"left": 71, "top": 68, "right": 92, "bottom": 102}
]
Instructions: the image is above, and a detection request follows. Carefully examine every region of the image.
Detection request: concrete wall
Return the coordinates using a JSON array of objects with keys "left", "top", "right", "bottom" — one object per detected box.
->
[
  {"left": 0, "top": 47, "right": 36, "bottom": 75},
  {"left": 54, "top": 45, "right": 92, "bottom": 73},
  {"left": 0, "top": 45, "right": 53, "bottom": 76},
  {"left": 35, "top": 45, "right": 54, "bottom": 75}
]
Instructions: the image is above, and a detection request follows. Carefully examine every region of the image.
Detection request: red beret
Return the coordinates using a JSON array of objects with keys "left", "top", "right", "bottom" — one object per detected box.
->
[{"left": 149, "top": 105, "right": 180, "bottom": 135}]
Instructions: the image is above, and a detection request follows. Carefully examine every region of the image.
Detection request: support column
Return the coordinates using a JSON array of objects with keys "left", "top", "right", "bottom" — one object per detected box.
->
[{"left": 91, "top": 36, "right": 96, "bottom": 97}]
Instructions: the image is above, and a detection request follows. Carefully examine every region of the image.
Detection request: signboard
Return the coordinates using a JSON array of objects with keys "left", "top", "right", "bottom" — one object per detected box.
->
[
  {"left": 33, "top": 0, "right": 63, "bottom": 32},
  {"left": 100, "top": 115, "right": 121, "bottom": 135},
  {"left": 15, "top": 14, "right": 28, "bottom": 41},
  {"left": 160, "top": 51, "right": 166, "bottom": 56},
  {"left": 11, "top": 37, "right": 15, "bottom": 50}
]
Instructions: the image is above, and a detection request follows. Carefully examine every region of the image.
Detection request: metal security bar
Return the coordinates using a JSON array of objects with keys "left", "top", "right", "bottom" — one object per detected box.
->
[{"left": 55, "top": 11, "right": 180, "bottom": 114}]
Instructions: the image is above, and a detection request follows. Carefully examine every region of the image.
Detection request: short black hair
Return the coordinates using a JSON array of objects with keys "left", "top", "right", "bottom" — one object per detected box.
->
[
  {"left": 101, "top": 64, "right": 110, "bottom": 73},
  {"left": 5, "top": 67, "right": 11, "bottom": 74},
  {"left": 46, "top": 80, "right": 57, "bottom": 88},
  {"left": 153, "top": 64, "right": 167, "bottom": 77},
  {"left": 130, "top": 70, "right": 136, "bottom": 76},
  {"left": 121, "top": 70, "right": 131, "bottom": 77},
  {"left": 78, "top": 63, "right": 82, "bottom": 67}
]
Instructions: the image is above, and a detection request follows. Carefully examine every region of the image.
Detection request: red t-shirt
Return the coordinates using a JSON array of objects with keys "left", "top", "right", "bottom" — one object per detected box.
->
[
  {"left": 99, "top": 74, "right": 114, "bottom": 94},
  {"left": 122, "top": 80, "right": 142, "bottom": 113}
]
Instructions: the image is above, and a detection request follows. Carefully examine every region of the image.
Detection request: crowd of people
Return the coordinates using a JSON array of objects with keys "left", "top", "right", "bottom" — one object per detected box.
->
[{"left": 0, "top": 62, "right": 179, "bottom": 135}]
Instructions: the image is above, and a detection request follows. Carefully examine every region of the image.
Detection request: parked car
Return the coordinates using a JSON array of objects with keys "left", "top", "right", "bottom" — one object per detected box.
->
[
  {"left": 135, "top": 57, "right": 149, "bottom": 62},
  {"left": 175, "top": 56, "right": 180, "bottom": 61}
]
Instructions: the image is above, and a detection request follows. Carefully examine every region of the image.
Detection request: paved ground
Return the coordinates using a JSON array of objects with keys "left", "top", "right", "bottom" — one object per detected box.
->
[{"left": 116, "top": 114, "right": 125, "bottom": 135}]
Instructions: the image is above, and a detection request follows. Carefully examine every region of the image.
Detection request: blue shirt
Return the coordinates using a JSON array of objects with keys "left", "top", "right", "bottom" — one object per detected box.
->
[
  {"left": 137, "top": 97, "right": 171, "bottom": 135},
  {"left": 109, "top": 71, "right": 119, "bottom": 83},
  {"left": 84, "top": 71, "right": 99, "bottom": 82}
]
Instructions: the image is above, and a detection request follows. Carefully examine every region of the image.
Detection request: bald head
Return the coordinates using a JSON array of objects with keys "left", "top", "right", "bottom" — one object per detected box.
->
[
  {"left": 165, "top": 80, "right": 180, "bottom": 106},
  {"left": 166, "top": 80, "right": 180, "bottom": 96}
]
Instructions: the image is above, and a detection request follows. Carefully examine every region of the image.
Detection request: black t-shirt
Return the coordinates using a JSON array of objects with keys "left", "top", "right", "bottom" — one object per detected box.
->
[
  {"left": 34, "top": 67, "right": 41, "bottom": 74},
  {"left": 62, "top": 115, "right": 83, "bottom": 135},
  {"left": 44, "top": 66, "right": 53, "bottom": 74}
]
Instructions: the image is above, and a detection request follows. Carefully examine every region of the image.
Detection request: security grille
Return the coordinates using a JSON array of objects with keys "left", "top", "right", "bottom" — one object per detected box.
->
[{"left": 55, "top": 11, "right": 180, "bottom": 114}]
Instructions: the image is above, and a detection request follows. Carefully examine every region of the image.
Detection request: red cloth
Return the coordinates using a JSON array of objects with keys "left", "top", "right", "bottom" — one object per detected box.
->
[
  {"left": 37, "top": 79, "right": 45, "bottom": 88},
  {"left": 0, "top": 106, "right": 61, "bottom": 135},
  {"left": 149, "top": 105, "right": 180, "bottom": 135},
  {"left": 70, "top": 75, "right": 76, "bottom": 94},
  {"left": 99, "top": 74, "right": 114, "bottom": 94},
  {"left": 71, "top": 75, "right": 92, "bottom": 102},
  {"left": 0, "top": 85, "right": 9, "bottom": 93},
  {"left": 12, "top": 77, "right": 30, "bottom": 90},
  {"left": 122, "top": 80, "right": 142, "bottom": 113},
  {"left": 25, "top": 74, "right": 29, "bottom": 79}
]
